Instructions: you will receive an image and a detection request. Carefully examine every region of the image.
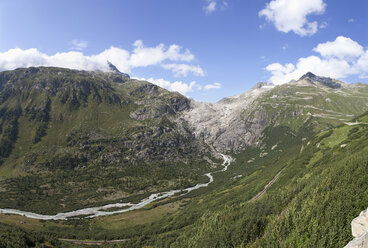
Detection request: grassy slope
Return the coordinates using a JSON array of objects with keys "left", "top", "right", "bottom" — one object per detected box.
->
[
  {"left": 157, "top": 117, "right": 368, "bottom": 248},
  {"left": 76, "top": 113, "right": 367, "bottom": 248},
  {"left": 256, "top": 82, "right": 368, "bottom": 132}
]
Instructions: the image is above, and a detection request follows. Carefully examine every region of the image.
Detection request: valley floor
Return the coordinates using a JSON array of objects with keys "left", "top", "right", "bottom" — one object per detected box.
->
[{"left": 0, "top": 154, "right": 232, "bottom": 220}]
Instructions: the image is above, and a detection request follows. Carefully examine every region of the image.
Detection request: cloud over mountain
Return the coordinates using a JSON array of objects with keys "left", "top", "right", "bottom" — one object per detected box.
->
[
  {"left": 266, "top": 36, "right": 368, "bottom": 84},
  {"left": 0, "top": 40, "right": 203, "bottom": 78},
  {"left": 135, "top": 77, "right": 199, "bottom": 95}
]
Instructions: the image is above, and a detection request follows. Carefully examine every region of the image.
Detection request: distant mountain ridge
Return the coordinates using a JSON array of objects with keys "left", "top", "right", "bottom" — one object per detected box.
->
[{"left": 182, "top": 72, "right": 368, "bottom": 152}]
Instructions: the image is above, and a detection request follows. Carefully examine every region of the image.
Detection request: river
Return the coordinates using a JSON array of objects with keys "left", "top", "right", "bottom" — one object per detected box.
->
[{"left": 0, "top": 154, "right": 232, "bottom": 220}]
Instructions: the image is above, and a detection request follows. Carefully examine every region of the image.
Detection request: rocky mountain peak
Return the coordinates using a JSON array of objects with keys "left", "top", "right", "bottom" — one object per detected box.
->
[
  {"left": 107, "top": 61, "right": 130, "bottom": 79},
  {"left": 107, "top": 61, "right": 121, "bottom": 73},
  {"left": 252, "top": 82, "right": 268, "bottom": 89},
  {"left": 300, "top": 72, "right": 316, "bottom": 79},
  {"left": 300, "top": 72, "right": 341, "bottom": 89}
]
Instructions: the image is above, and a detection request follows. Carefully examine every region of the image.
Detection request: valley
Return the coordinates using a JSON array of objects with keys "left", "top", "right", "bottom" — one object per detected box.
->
[
  {"left": 1, "top": 67, "right": 368, "bottom": 247},
  {"left": 0, "top": 153, "right": 232, "bottom": 220}
]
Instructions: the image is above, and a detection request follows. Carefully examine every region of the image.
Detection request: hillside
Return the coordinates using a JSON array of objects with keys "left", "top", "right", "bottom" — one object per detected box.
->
[
  {"left": 0, "top": 66, "right": 217, "bottom": 214},
  {"left": 1, "top": 68, "right": 368, "bottom": 247},
  {"left": 121, "top": 112, "right": 368, "bottom": 248}
]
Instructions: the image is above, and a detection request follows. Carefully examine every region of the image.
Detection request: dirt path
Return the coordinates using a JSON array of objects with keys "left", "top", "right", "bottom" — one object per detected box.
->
[
  {"left": 250, "top": 170, "right": 282, "bottom": 202},
  {"left": 59, "top": 238, "right": 128, "bottom": 245}
]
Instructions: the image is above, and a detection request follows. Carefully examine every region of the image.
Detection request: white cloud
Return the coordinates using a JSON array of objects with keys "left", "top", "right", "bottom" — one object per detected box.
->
[
  {"left": 319, "top": 21, "right": 328, "bottom": 29},
  {"left": 204, "top": 82, "right": 222, "bottom": 90},
  {"left": 134, "top": 77, "right": 222, "bottom": 95},
  {"left": 313, "top": 36, "right": 364, "bottom": 60},
  {"left": 356, "top": 51, "right": 368, "bottom": 78},
  {"left": 71, "top": 40, "right": 88, "bottom": 50},
  {"left": 266, "top": 56, "right": 352, "bottom": 84},
  {"left": 0, "top": 48, "right": 46, "bottom": 70},
  {"left": 259, "top": 0, "right": 326, "bottom": 36},
  {"left": 259, "top": 23, "right": 266, "bottom": 30},
  {"left": 137, "top": 77, "right": 198, "bottom": 95},
  {"left": 265, "top": 36, "right": 368, "bottom": 84},
  {"left": 282, "top": 44, "right": 288, "bottom": 50},
  {"left": 0, "top": 47, "right": 131, "bottom": 73},
  {"left": 348, "top": 18, "right": 355, "bottom": 23},
  {"left": 204, "top": 1, "right": 217, "bottom": 14},
  {"left": 0, "top": 40, "right": 203, "bottom": 77},
  {"left": 162, "top": 63, "right": 205, "bottom": 77},
  {"left": 203, "top": 0, "right": 228, "bottom": 14},
  {"left": 129, "top": 40, "right": 194, "bottom": 67}
]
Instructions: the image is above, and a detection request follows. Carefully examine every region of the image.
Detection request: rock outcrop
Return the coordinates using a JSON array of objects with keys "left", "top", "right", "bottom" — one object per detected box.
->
[
  {"left": 345, "top": 208, "right": 368, "bottom": 248},
  {"left": 181, "top": 84, "right": 273, "bottom": 152},
  {"left": 300, "top": 72, "right": 342, "bottom": 89},
  {"left": 107, "top": 61, "right": 130, "bottom": 79}
]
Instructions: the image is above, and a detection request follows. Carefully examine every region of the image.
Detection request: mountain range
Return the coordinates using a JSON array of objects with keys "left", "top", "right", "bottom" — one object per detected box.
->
[{"left": 1, "top": 66, "right": 368, "bottom": 247}]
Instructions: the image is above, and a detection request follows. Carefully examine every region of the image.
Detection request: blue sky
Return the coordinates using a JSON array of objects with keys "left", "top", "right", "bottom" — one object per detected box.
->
[{"left": 0, "top": 0, "right": 367, "bottom": 102}]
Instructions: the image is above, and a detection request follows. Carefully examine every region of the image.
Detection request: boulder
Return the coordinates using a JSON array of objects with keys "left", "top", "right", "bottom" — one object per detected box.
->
[{"left": 345, "top": 208, "right": 368, "bottom": 248}]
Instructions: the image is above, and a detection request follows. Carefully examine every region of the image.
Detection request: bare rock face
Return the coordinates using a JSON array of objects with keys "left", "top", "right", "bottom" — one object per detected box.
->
[
  {"left": 181, "top": 84, "right": 274, "bottom": 152},
  {"left": 345, "top": 208, "right": 368, "bottom": 248}
]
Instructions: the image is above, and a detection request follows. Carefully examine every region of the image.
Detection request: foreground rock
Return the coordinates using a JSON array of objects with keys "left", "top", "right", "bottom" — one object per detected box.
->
[{"left": 345, "top": 208, "right": 368, "bottom": 248}]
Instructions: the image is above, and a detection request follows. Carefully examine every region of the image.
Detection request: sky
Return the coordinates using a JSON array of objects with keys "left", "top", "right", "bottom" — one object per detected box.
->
[{"left": 0, "top": 0, "right": 367, "bottom": 102}]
